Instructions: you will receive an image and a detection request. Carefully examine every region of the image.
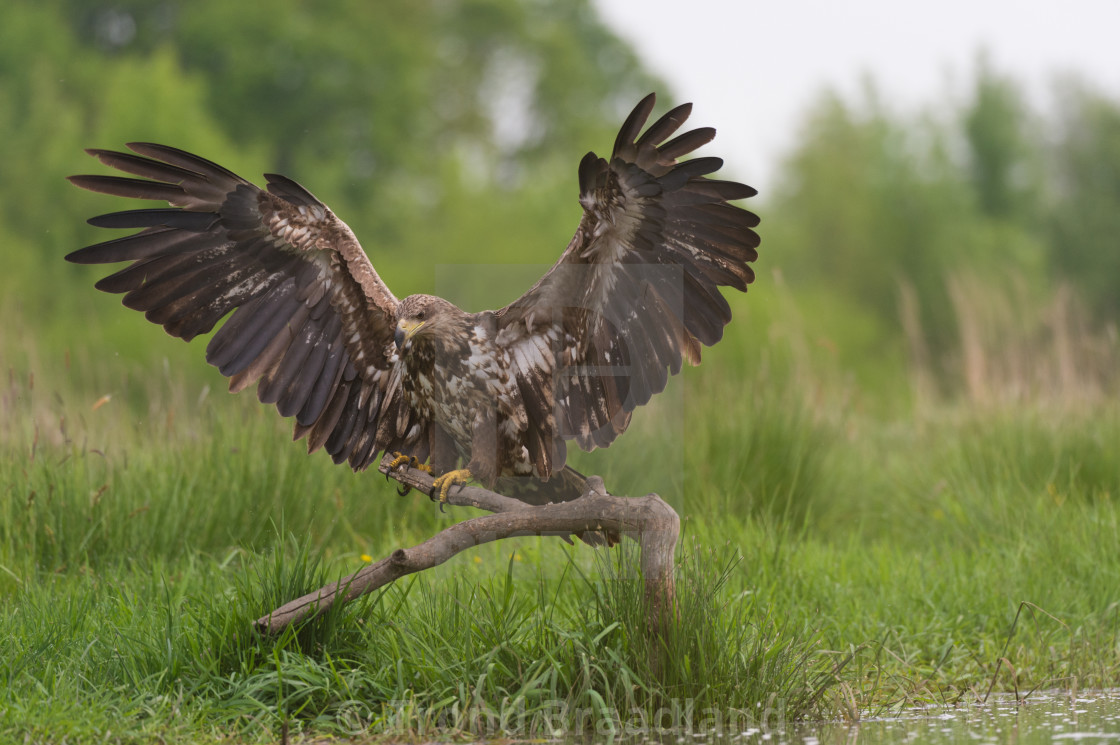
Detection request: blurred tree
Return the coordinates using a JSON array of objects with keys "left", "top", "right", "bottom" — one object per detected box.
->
[
  {"left": 8, "top": 0, "right": 1117, "bottom": 402},
  {"left": 1, "top": 0, "right": 659, "bottom": 372},
  {"left": 0, "top": 4, "right": 244, "bottom": 317},
  {"left": 1048, "top": 80, "right": 1120, "bottom": 321},
  {"left": 963, "top": 54, "right": 1039, "bottom": 222},
  {"left": 954, "top": 56, "right": 1048, "bottom": 301},
  {"left": 51, "top": 0, "right": 657, "bottom": 292},
  {"left": 766, "top": 70, "right": 1058, "bottom": 393},
  {"left": 767, "top": 83, "right": 970, "bottom": 358}
]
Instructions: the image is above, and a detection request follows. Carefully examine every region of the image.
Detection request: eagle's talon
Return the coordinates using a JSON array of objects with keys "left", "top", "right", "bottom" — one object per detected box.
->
[
  {"left": 430, "top": 468, "right": 472, "bottom": 506},
  {"left": 388, "top": 452, "right": 433, "bottom": 476},
  {"left": 397, "top": 484, "right": 411, "bottom": 497}
]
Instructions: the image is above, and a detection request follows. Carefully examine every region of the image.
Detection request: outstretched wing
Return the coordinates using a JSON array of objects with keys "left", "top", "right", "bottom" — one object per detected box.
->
[
  {"left": 68, "top": 144, "right": 427, "bottom": 469},
  {"left": 494, "top": 93, "right": 759, "bottom": 469}
]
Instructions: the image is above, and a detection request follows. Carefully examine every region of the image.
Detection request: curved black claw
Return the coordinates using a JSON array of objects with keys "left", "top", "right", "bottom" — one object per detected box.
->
[
  {"left": 428, "top": 486, "right": 448, "bottom": 512},
  {"left": 397, "top": 484, "right": 412, "bottom": 497}
]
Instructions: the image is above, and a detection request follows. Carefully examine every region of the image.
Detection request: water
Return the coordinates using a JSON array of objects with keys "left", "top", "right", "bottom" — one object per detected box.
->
[
  {"left": 579, "top": 690, "right": 1120, "bottom": 744},
  {"left": 736, "top": 689, "right": 1120, "bottom": 744}
]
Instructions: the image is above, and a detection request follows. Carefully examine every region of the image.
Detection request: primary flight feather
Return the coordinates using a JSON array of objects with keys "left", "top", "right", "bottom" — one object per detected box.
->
[{"left": 68, "top": 93, "right": 760, "bottom": 508}]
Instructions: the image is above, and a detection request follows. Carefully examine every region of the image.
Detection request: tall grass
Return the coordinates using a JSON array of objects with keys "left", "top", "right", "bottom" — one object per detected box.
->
[
  {"left": 3, "top": 533, "right": 835, "bottom": 741},
  {"left": 902, "top": 272, "right": 1120, "bottom": 404},
  {"left": 3, "top": 279, "right": 1120, "bottom": 741}
]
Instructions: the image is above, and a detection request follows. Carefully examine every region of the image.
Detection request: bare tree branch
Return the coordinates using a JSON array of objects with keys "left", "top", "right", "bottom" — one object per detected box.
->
[{"left": 254, "top": 455, "right": 679, "bottom": 636}]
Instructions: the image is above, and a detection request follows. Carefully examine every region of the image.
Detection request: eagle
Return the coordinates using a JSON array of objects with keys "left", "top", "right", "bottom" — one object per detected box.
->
[{"left": 67, "top": 93, "right": 759, "bottom": 512}]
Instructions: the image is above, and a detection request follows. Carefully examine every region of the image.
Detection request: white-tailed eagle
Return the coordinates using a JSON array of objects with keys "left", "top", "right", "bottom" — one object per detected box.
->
[{"left": 68, "top": 93, "right": 759, "bottom": 510}]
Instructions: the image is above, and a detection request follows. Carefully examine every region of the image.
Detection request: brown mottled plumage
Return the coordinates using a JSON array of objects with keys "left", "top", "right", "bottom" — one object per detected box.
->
[{"left": 67, "top": 93, "right": 759, "bottom": 508}]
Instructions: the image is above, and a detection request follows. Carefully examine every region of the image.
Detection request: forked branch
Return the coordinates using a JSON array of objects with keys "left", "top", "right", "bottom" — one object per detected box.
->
[{"left": 254, "top": 455, "right": 680, "bottom": 635}]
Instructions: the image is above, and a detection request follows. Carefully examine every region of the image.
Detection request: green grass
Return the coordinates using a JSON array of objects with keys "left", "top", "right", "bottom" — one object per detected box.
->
[{"left": 2, "top": 297, "right": 1119, "bottom": 743}]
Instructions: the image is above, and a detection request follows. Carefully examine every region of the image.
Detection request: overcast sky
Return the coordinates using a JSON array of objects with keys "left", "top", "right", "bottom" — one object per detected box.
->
[{"left": 593, "top": 0, "right": 1120, "bottom": 193}]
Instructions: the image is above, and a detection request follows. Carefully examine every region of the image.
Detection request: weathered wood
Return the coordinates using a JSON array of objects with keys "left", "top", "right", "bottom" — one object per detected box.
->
[{"left": 254, "top": 455, "right": 679, "bottom": 636}]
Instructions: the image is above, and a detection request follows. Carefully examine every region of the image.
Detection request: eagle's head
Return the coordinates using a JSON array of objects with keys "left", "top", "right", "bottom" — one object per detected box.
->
[{"left": 394, "top": 294, "right": 463, "bottom": 354}]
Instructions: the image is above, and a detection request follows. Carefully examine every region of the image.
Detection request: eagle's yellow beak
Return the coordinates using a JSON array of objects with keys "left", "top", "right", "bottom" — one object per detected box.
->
[{"left": 394, "top": 319, "right": 425, "bottom": 350}]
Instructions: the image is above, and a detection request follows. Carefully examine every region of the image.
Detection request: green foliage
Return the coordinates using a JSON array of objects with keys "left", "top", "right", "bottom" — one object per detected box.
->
[
  {"left": 768, "top": 85, "right": 974, "bottom": 358},
  {"left": 1048, "top": 79, "right": 1120, "bottom": 320},
  {"left": 1, "top": 0, "right": 656, "bottom": 388},
  {"left": 769, "top": 62, "right": 1118, "bottom": 391},
  {"left": 50, "top": 0, "right": 655, "bottom": 292},
  {"left": 964, "top": 55, "right": 1039, "bottom": 221}
]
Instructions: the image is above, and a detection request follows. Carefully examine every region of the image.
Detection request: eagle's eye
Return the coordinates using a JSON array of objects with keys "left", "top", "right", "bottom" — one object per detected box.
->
[{"left": 416, "top": 310, "right": 426, "bottom": 320}]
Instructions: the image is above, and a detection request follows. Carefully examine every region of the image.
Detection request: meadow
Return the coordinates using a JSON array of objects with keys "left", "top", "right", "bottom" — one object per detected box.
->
[{"left": 2, "top": 277, "right": 1118, "bottom": 743}]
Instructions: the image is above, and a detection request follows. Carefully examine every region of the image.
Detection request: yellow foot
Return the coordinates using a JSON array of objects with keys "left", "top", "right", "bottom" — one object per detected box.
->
[
  {"left": 431, "top": 468, "right": 472, "bottom": 504},
  {"left": 387, "top": 452, "right": 432, "bottom": 474}
]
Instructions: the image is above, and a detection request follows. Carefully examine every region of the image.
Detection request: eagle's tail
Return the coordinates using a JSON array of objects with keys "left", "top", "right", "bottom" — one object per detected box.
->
[
  {"left": 495, "top": 467, "right": 619, "bottom": 546},
  {"left": 496, "top": 466, "right": 587, "bottom": 505}
]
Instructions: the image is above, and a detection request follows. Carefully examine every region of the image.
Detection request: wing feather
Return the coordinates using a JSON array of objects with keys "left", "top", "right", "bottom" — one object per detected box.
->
[
  {"left": 631, "top": 103, "right": 693, "bottom": 159},
  {"left": 297, "top": 329, "right": 348, "bottom": 427},
  {"left": 68, "top": 144, "right": 426, "bottom": 470},
  {"left": 275, "top": 311, "right": 338, "bottom": 418},
  {"left": 495, "top": 93, "right": 759, "bottom": 465}
]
